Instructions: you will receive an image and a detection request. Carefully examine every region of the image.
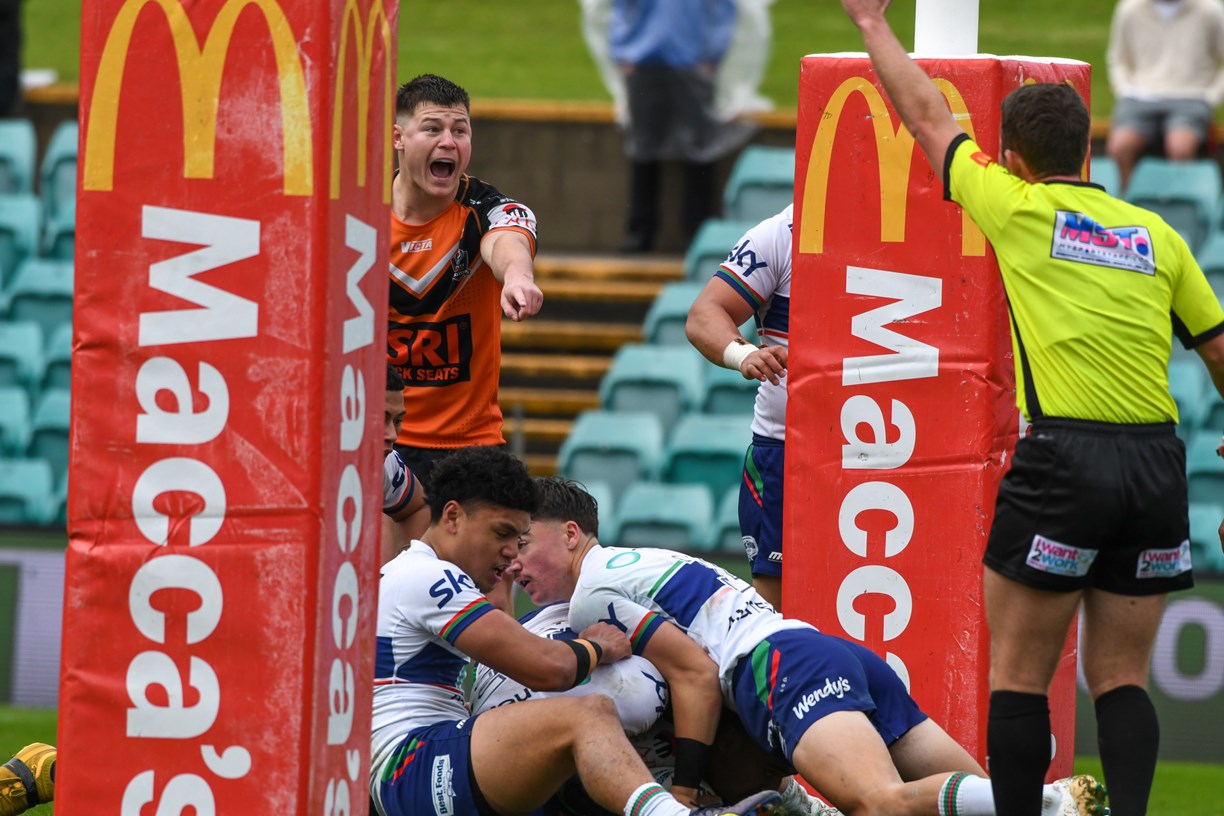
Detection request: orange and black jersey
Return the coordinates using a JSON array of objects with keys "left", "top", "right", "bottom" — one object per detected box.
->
[{"left": 387, "top": 175, "right": 537, "bottom": 448}]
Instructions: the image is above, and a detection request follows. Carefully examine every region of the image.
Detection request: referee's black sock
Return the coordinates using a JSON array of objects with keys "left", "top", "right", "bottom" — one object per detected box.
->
[
  {"left": 1095, "top": 684, "right": 1159, "bottom": 816},
  {"left": 987, "top": 690, "right": 1050, "bottom": 816}
]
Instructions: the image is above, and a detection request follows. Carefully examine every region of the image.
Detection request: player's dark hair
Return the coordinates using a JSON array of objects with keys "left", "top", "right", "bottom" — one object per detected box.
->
[
  {"left": 533, "top": 477, "right": 600, "bottom": 537},
  {"left": 999, "top": 83, "right": 1089, "bottom": 179},
  {"left": 427, "top": 447, "right": 538, "bottom": 521},
  {"left": 386, "top": 364, "right": 405, "bottom": 392},
  {"left": 396, "top": 74, "right": 471, "bottom": 117}
]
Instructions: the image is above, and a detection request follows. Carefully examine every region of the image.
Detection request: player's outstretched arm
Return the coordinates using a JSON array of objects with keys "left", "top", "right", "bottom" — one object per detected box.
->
[
  {"left": 483, "top": 230, "right": 543, "bottom": 321},
  {"left": 841, "top": 0, "right": 965, "bottom": 174},
  {"left": 454, "top": 609, "right": 630, "bottom": 692}
]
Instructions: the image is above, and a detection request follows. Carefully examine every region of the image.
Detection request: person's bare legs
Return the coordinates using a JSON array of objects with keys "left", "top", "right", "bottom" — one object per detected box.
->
[
  {"left": 1080, "top": 589, "right": 1166, "bottom": 816},
  {"left": 754, "top": 575, "right": 781, "bottom": 611},
  {"left": 888, "top": 719, "right": 985, "bottom": 781},
  {"left": 1164, "top": 127, "right": 1203, "bottom": 162},
  {"left": 1104, "top": 126, "right": 1147, "bottom": 193},
  {"left": 790, "top": 710, "right": 951, "bottom": 816},
  {"left": 470, "top": 695, "right": 668, "bottom": 814}
]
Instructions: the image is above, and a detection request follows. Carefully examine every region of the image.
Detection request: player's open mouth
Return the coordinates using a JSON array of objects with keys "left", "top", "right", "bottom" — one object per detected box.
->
[
  {"left": 430, "top": 160, "right": 455, "bottom": 180},
  {"left": 517, "top": 577, "right": 531, "bottom": 590},
  {"left": 494, "top": 564, "right": 508, "bottom": 579}
]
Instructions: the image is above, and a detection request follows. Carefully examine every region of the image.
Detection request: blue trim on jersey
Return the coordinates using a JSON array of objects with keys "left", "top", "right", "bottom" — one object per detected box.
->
[
  {"left": 761, "top": 294, "right": 789, "bottom": 335},
  {"left": 650, "top": 562, "right": 727, "bottom": 629},
  {"left": 376, "top": 636, "right": 467, "bottom": 685}
]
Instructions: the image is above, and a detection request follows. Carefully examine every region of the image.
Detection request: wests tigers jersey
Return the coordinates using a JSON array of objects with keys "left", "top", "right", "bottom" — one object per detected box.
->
[{"left": 387, "top": 175, "right": 537, "bottom": 447}]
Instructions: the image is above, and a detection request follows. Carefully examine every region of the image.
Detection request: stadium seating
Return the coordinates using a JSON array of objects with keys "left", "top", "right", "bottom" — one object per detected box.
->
[
  {"left": 40, "top": 120, "right": 79, "bottom": 241},
  {"left": 0, "top": 386, "right": 31, "bottom": 456},
  {"left": 1196, "top": 233, "right": 1224, "bottom": 299},
  {"left": 723, "top": 146, "right": 795, "bottom": 223},
  {"left": 713, "top": 484, "right": 744, "bottom": 555},
  {"left": 42, "top": 322, "right": 72, "bottom": 392},
  {"left": 1169, "top": 357, "right": 1207, "bottom": 436},
  {"left": 1201, "top": 391, "right": 1224, "bottom": 438},
  {"left": 661, "top": 413, "right": 753, "bottom": 498},
  {"left": 1125, "top": 158, "right": 1222, "bottom": 253},
  {"left": 0, "top": 457, "right": 54, "bottom": 525},
  {"left": 1187, "top": 502, "right": 1224, "bottom": 573},
  {"left": 0, "top": 321, "right": 44, "bottom": 395},
  {"left": 1088, "top": 155, "right": 1120, "bottom": 197},
  {"left": 613, "top": 481, "right": 714, "bottom": 551},
  {"left": 683, "top": 218, "right": 757, "bottom": 281},
  {"left": 5, "top": 259, "right": 74, "bottom": 341},
  {"left": 580, "top": 479, "right": 618, "bottom": 544},
  {"left": 1186, "top": 431, "right": 1224, "bottom": 506},
  {"left": 557, "top": 410, "right": 664, "bottom": 503},
  {"left": 0, "top": 193, "right": 41, "bottom": 293},
  {"left": 0, "top": 119, "right": 37, "bottom": 195},
  {"left": 642, "top": 281, "right": 706, "bottom": 345},
  {"left": 599, "top": 344, "right": 705, "bottom": 435},
  {"left": 29, "top": 388, "right": 71, "bottom": 485},
  {"left": 701, "top": 363, "right": 759, "bottom": 416}
]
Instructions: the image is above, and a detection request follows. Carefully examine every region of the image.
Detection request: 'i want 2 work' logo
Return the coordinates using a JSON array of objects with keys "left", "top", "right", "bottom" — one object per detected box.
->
[{"left": 387, "top": 314, "right": 473, "bottom": 386}]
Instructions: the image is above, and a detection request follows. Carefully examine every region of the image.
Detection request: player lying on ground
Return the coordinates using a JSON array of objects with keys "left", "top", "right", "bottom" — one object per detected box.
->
[
  {"left": 0, "top": 743, "right": 54, "bottom": 816},
  {"left": 370, "top": 447, "right": 782, "bottom": 816},
  {"left": 510, "top": 478, "right": 1108, "bottom": 816}
]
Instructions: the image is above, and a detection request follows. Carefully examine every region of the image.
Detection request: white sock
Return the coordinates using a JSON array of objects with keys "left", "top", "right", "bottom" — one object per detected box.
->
[
  {"left": 1038, "top": 782, "right": 1062, "bottom": 816},
  {"left": 623, "top": 782, "right": 688, "bottom": 816},
  {"left": 937, "top": 773, "right": 995, "bottom": 816},
  {"left": 779, "top": 776, "right": 841, "bottom": 815}
]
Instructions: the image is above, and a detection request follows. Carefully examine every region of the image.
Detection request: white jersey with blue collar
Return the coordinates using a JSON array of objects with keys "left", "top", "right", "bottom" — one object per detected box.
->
[
  {"left": 715, "top": 204, "right": 792, "bottom": 440},
  {"left": 370, "top": 541, "right": 495, "bottom": 789},
  {"left": 567, "top": 546, "right": 808, "bottom": 700}
]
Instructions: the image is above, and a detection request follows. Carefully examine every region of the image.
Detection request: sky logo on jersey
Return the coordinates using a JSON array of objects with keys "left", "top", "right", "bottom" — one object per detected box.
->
[
  {"left": 1136, "top": 540, "right": 1192, "bottom": 579},
  {"left": 1026, "top": 534, "right": 1097, "bottom": 577},
  {"left": 791, "top": 676, "right": 853, "bottom": 720},
  {"left": 388, "top": 314, "right": 473, "bottom": 386},
  {"left": 1051, "top": 211, "right": 1156, "bottom": 275}
]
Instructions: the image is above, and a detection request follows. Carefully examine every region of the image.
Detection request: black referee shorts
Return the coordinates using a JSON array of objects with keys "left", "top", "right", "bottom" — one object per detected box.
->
[{"left": 984, "top": 417, "right": 1193, "bottom": 596}]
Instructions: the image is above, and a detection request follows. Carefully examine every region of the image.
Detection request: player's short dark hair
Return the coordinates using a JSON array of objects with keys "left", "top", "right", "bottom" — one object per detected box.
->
[
  {"left": 427, "top": 447, "right": 537, "bottom": 521},
  {"left": 999, "top": 83, "right": 1089, "bottom": 179},
  {"left": 396, "top": 74, "right": 471, "bottom": 117},
  {"left": 386, "top": 364, "right": 405, "bottom": 392},
  {"left": 533, "top": 477, "right": 600, "bottom": 537}
]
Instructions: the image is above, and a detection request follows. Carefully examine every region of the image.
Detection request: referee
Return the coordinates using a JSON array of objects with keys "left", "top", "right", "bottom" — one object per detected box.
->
[{"left": 842, "top": 2, "right": 1224, "bottom": 815}]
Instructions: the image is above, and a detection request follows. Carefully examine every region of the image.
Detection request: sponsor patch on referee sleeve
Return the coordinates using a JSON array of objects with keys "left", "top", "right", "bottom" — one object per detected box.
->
[
  {"left": 1025, "top": 534, "right": 1097, "bottom": 577},
  {"left": 1136, "top": 540, "right": 1193, "bottom": 579}
]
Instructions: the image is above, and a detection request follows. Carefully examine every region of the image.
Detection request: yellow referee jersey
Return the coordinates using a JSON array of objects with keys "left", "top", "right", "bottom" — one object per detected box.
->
[{"left": 945, "top": 134, "right": 1224, "bottom": 424}]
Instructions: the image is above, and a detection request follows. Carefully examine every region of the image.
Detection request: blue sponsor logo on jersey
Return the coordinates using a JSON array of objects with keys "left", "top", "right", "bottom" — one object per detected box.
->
[
  {"left": 430, "top": 569, "right": 476, "bottom": 608},
  {"left": 1050, "top": 211, "right": 1155, "bottom": 275},
  {"left": 728, "top": 238, "right": 769, "bottom": 277}
]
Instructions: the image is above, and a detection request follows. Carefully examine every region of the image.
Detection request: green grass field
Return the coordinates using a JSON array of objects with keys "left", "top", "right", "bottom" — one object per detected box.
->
[
  {"left": 22, "top": 0, "right": 1120, "bottom": 118},
  {"left": 1, "top": 704, "right": 1220, "bottom": 814}
]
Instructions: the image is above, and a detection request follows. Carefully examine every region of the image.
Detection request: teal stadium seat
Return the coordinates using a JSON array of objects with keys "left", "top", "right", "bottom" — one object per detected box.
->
[
  {"left": 0, "top": 321, "right": 44, "bottom": 395},
  {"left": 701, "top": 363, "right": 759, "bottom": 416},
  {"left": 40, "top": 120, "right": 79, "bottom": 241},
  {"left": 0, "top": 458, "right": 54, "bottom": 525},
  {"left": 29, "top": 388, "right": 71, "bottom": 485},
  {"left": 613, "top": 481, "right": 714, "bottom": 552},
  {"left": 1168, "top": 358, "right": 1207, "bottom": 438},
  {"left": 0, "top": 119, "right": 37, "bottom": 195},
  {"left": 723, "top": 146, "right": 795, "bottom": 223},
  {"left": 0, "top": 386, "right": 31, "bottom": 456},
  {"left": 0, "top": 194, "right": 41, "bottom": 293},
  {"left": 579, "top": 479, "right": 619, "bottom": 544},
  {"left": 684, "top": 218, "right": 758, "bottom": 281},
  {"left": 6, "top": 259, "right": 73, "bottom": 341},
  {"left": 642, "top": 280, "right": 760, "bottom": 347},
  {"left": 1125, "top": 158, "right": 1222, "bottom": 253},
  {"left": 42, "top": 323, "right": 72, "bottom": 392},
  {"left": 1088, "top": 155, "right": 1121, "bottom": 197},
  {"left": 1187, "top": 502, "right": 1224, "bottom": 574},
  {"left": 714, "top": 484, "right": 744, "bottom": 555},
  {"left": 1196, "top": 232, "right": 1224, "bottom": 299},
  {"left": 557, "top": 410, "right": 664, "bottom": 503},
  {"left": 661, "top": 414, "right": 753, "bottom": 498},
  {"left": 599, "top": 344, "right": 705, "bottom": 435},
  {"left": 1186, "top": 432, "right": 1224, "bottom": 507},
  {"left": 1200, "top": 391, "right": 1224, "bottom": 437}
]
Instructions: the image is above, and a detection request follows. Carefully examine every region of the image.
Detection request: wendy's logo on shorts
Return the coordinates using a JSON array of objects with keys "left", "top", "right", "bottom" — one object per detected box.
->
[
  {"left": 791, "top": 676, "right": 852, "bottom": 720},
  {"left": 1025, "top": 534, "right": 1097, "bottom": 577},
  {"left": 1136, "top": 540, "right": 1192, "bottom": 579}
]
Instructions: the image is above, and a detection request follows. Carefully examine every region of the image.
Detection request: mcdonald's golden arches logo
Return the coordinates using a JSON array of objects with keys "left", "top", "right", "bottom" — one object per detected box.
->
[
  {"left": 800, "top": 76, "right": 985, "bottom": 257},
  {"left": 83, "top": 0, "right": 312, "bottom": 196},
  {"left": 332, "top": 0, "right": 393, "bottom": 203}
]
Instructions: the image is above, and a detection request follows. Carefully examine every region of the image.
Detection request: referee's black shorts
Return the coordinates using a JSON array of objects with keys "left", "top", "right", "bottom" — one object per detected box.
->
[{"left": 984, "top": 417, "right": 1194, "bottom": 595}]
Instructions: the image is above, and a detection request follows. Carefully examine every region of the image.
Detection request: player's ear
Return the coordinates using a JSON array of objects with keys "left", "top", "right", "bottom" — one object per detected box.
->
[
  {"left": 566, "top": 520, "right": 582, "bottom": 549},
  {"left": 443, "top": 500, "right": 463, "bottom": 533}
]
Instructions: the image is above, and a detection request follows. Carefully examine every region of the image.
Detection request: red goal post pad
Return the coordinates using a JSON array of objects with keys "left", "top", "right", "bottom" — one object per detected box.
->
[
  {"left": 60, "top": 1, "right": 395, "bottom": 813},
  {"left": 785, "top": 55, "right": 1089, "bottom": 773}
]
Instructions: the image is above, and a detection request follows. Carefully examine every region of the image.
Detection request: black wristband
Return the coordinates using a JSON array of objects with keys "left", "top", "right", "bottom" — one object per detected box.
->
[
  {"left": 588, "top": 639, "right": 603, "bottom": 664},
  {"left": 563, "top": 638, "right": 594, "bottom": 687},
  {"left": 672, "top": 737, "right": 712, "bottom": 790}
]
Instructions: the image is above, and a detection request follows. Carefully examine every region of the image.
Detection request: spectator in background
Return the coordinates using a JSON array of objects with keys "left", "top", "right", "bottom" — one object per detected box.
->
[
  {"left": 1105, "top": 0, "right": 1224, "bottom": 191},
  {"left": 0, "top": 0, "right": 20, "bottom": 117},
  {"left": 609, "top": 0, "right": 757, "bottom": 253},
  {"left": 387, "top": 74, "right": 543, "bottom": 486}
]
